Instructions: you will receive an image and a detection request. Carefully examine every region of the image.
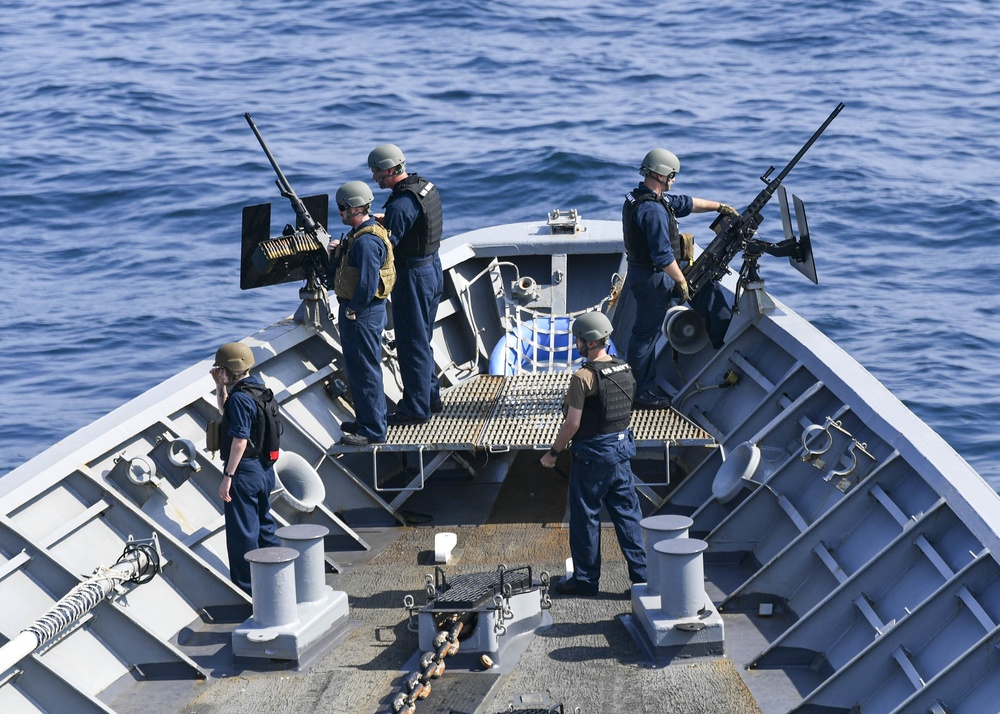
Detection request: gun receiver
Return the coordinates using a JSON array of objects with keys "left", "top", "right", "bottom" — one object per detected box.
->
[
  {"left": 240, "top": 113, "right": 333, "bottom": 291},
  {"left": 684, "top": 102, "right": 845, "bottom": 297}
]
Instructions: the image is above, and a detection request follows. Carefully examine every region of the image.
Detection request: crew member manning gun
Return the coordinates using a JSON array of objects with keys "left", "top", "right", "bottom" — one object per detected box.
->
[
  {"left": 239, "top": 113, "right": 336, "bottom": 294},
  {"left": 684, "top": 102, "right": 845, "bottom": 306}
]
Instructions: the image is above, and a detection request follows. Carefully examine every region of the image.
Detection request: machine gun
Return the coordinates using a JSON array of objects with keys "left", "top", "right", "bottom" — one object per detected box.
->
[
  {"left": 684, "top": 102, "right": 845, "bottom": 300},
  {"left": 239, "top": 113, "right": 335, "bottom": 291}
]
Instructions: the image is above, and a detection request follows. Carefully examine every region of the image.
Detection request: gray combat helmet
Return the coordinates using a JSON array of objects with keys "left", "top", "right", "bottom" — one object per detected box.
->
[
  {"left": 640, "top": 148, "right": 681, "bottom": 178},
  {"left": 335, "top": 181, "right": 374, "bottom": 209},
  {"left": 368, "top": 143, "right": 406, "bottom": 172},
  {"left": 215, "top": 342, "right": 254, "bottom": 372},
  {"left": 572, "top": 311, "right": 614, "bottom": 342}
]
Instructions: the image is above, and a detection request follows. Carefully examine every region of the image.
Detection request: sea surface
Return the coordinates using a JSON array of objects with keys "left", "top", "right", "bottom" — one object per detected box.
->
[{"left": 2, "top": 0, "right": 999, "bottom": 487}]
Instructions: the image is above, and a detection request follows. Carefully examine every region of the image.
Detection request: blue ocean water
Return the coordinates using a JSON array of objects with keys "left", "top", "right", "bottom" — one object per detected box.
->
[{"left": 2, "top": 0, "right": 999, "bottom": 486}]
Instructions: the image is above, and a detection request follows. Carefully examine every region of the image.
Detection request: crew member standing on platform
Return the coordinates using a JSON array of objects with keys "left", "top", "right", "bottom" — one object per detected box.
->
[
  {"left": 333, "top": 180, "right": 396, "bottom": 446},
  {"left": 211, "top": 341, "right": 281, "bottom": 595},
  {"left": 368, "top": 143, "right": 444, "bottom": 426},
  {"left": 623, "top": 148, "right": 738, "bottom": 409},
  {"left": 540, "top": 312, "right": 647, "bottom": 596}
]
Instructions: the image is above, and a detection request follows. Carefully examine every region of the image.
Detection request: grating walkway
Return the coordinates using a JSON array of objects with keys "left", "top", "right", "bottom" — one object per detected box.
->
[{"left": 374, "top": 373, "right": 714, "bottom": 453}]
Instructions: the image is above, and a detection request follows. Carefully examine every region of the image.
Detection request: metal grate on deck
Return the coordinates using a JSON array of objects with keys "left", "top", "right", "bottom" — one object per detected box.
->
[
  {"left": 433, "top": 567, "right": 534, "bottom": 610},
  {"left": 377, "top": 373, "right": 714, "bottom": 452}
]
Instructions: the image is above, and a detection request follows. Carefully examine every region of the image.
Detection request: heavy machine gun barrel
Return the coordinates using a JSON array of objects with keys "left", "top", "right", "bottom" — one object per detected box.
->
[
  {"left": 684, "top": 102, "right": 845, "bottom": 297},
  {"left": 244, "top": 112, "right": 330, "bottom": 242},
  {"left": 241, "top": 113, "right": 337, "bottom": 292}
]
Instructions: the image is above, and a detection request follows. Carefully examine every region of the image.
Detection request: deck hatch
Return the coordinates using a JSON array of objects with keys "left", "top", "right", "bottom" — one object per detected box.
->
[{"left": 434, "top": 567, "right": 534, "bottom": 610}]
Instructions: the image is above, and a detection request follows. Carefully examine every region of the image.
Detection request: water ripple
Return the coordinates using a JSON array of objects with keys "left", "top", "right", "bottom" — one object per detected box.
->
[{"left": 2, "top": 0, "right": 999, "bottom": 488}]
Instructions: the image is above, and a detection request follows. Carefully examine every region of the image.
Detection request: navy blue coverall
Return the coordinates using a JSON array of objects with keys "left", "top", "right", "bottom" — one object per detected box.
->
[
  {"left": 569, "top": 430, "right": 648, "bottom": 588},
  {"left": 339, "top": 218, "right": 389, "bottom": 442},
  {"left": 222, "top": 375, "right": 280, "bottom": 594},
  {"left": 624, "top": 185, "right": 694, "bottom": 395},
  {"left": 383, "top": 191, "right": 443, "bottom": 419}
]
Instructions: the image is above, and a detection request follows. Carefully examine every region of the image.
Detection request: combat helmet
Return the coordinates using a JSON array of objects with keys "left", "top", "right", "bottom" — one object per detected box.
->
[
  {"left": 640, "top": 148, "right": 681, "bottom": 178},
  {"left": 335, "top": 181, "right": 374, "bottom": 210},
  {"left": 368, "top": 143, "right": 406, "bottom": 172},
  {"left": 215, "top": 342, "right": 254, "bottom": 372},
  {"left": 572, "top": 311, "right": 614, "bottom": 342}
]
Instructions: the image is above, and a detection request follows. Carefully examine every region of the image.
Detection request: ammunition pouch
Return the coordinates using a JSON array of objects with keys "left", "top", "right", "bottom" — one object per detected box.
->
[
  {"left": 206, "top": 419, "right": 220, "bottom": 452},
  {"left": 679, "top": 232, "right": 695, "bottom": 264}
]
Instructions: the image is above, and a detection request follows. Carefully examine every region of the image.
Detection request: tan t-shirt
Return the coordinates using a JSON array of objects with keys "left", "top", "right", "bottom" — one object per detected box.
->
[{"left": 564, "top": 355, "right": 615, "bottom": 414}]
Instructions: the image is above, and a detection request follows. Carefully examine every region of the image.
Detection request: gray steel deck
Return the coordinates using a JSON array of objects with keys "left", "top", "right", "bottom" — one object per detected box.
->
[{"left": 5, "top": 218, "right": 1000, "bottom": 713}]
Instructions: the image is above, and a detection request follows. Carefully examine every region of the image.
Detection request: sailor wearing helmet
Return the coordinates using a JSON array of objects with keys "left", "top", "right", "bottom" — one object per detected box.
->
[
  {"left": 333, "top": 180, "right": 396, "bottom": 446},
  {"left": 622, "top": 148, "right": 737, "bottom": 409},
  {"left": 210, "top": 341, "right": 281, "bottom": 594},
  {"left": 368, "top": 143, "right": 444, "bottom": 426},
  {"left": 540, "top": 312, "right": 646, "bottom": 596}
]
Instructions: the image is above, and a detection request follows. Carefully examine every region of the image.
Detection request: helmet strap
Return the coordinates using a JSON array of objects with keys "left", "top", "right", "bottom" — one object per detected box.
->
[
  {"left": 576, "top": 337, "right": 600, "bottom": 358},
  {"left": 650, "top": 171, "right": 674, "bottom": 189},
  {"left": 374, "top": 165, "right": 405, "bottom": 189}
]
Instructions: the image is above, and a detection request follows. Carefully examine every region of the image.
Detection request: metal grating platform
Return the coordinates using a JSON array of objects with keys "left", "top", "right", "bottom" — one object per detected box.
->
[
  {"left": 377, "top": 373, "right": 714, "bottom": 452},
  {"left": 433, "top": 567, "right": 534, "bottom": 610}
]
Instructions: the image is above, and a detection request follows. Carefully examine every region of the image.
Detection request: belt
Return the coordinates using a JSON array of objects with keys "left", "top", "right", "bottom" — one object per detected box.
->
[
  {"left": 626, "top": 261, "right": 656, "bottom": 273},
  {"left": 395, "top": 253, "right": 437, "bottom": 267},
  {"left": 337, "top": 297, "right": 385, "bottom": 306}
]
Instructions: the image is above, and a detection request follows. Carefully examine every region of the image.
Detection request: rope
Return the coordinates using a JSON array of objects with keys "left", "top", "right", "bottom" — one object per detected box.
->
[
  {"left": 22, "top": 539, "right": 159, "bottom": 648},
  {"left": 24, "top": 579, "right": 116, "bottom": 644}
]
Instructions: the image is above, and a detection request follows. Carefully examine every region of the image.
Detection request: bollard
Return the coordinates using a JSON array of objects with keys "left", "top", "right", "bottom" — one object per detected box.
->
[
  {"left": 277, "top": 524, "right": 330, "bottom": 605},
  {"left": 245, "top": 547, "right": 300, "bottom": 628},
  {"left": 654, "top": 538, "right": 708, "bottom": 619},
  {"left": 639, "top": 515, "right": 693, "bottom": 594}
]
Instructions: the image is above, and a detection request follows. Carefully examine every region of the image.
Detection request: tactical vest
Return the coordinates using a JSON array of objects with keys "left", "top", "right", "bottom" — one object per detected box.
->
[
  {"left": 220, "top": 378, "right": 262, "bottom": 469},
  {"left": 385, "top": 173, "right": 443, "bottom": 258},
  {"left": 622, "top": 189, "right": 681, "bottom": 269},
  {"left": 574, "top": 358, "right": 636, "bottom": 442},
  {"left": 333, "top": 222, "right": 396, "bottom": 301}
]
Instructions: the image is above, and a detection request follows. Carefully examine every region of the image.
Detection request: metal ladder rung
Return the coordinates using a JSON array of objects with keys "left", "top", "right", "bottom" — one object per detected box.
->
[
  {"left": 182, "top": 517, "right": 226, "bottom": 549},
  {"left": 728, "top": 351, "right": 775, "bottom": 393},
  {"left": 870, "top": 484, "right": 910, "bottom": 528},
  {"left": 891, "top": 646, "right": 925, "bottom": 689},
  {"left": 40, "top": 500, "right": 112, "bottom": 550},
  {"left": 853, "top": 592, "right": 890, "bottom": 634},
  {"left": 0, "top": 549, "right": 31, "bottom": 583},
  {"left": 776, "top": 493, "right": 809, "bottom": 533},
  {"left": 813, "top": 542, "right": 848, "bottom": 584},
  {"left": 957, "top": 585, "right": 997, "bottom": 633},
  {"left": 913, "top": 535, "right": 954, "bottom": 580}
]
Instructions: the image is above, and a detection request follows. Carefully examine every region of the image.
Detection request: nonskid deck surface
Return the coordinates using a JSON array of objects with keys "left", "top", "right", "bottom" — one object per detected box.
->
[
  {"left": 354, "top": 373, "right": 715, "bottom": 452},
  {"left": 170, "top": 457, "right": 761, "bottom": 714}
]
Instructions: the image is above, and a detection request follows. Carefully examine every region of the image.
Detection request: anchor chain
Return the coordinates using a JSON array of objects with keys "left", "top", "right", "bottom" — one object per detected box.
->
[
  {"left": 390, "top": 615, "right": 465, "bottom": 714},
  {"left": 394, "top": 563, "right": 551, "bottom": 713}
]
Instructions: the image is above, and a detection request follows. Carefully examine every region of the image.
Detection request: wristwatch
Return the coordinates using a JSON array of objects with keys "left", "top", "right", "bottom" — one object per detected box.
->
[
  {"left": 547, "top": 447, "right": 560, "bottom": 458},
  {"left": 225, "top": 472, "right": 235, "bottom": 478}
]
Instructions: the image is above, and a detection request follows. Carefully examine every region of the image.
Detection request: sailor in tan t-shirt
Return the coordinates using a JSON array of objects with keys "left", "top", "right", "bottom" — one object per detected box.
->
[{"left": 540, "top": 312, "right": 647, "bottom": 596}]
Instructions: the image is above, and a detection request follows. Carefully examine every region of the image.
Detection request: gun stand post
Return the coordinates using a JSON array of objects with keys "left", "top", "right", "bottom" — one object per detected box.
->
[
  {"left": 295, "top": 272, "right": 335, "bottom": 332},
  {"left": 734, "top": 248, "right": 776, "bottom": 318}
]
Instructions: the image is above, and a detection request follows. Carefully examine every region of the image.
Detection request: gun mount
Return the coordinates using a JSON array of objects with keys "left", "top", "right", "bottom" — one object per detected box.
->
[
  {"left": 240, "top": 197, "right": 332, "bottom": 290},
  {"left": 684, "top": 103, "right": 844, "bottom": 304},
  {"left": 240, "top": 113, "right": 334, "bottom": 291}
]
